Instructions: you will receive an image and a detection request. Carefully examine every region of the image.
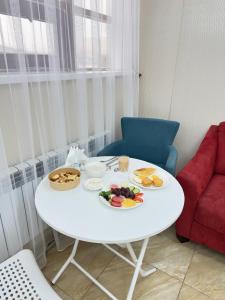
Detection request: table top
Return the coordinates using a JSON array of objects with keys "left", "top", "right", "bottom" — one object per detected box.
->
[{"left": 35, "top": 157, "right": 184, "bottom": 244}]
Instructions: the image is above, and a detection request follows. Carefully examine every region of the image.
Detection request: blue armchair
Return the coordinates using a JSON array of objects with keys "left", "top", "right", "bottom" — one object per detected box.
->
[{"left": 98, "top": 117, "right": 180, "bottom": 176}]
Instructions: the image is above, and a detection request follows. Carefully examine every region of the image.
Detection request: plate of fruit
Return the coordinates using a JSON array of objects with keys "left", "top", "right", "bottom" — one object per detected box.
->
[
  {"left": 129, "top": 167, "right": 168, "bottom": 190},
  {"left": 99, "top": 184, "right": 144, "bottom": 210}
]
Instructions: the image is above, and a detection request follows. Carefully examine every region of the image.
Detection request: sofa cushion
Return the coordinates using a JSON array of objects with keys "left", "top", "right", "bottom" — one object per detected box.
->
[
  {"left": 215, "top": 122, "right": 225, "bottom": 174},
  {"left": 195, "top": 174, "right": 225, "bottom": 235}
]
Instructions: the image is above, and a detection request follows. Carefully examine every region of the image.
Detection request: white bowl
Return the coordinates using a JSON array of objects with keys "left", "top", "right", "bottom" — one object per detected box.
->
[
  {"left": 84, "top": 178, "right": 104, "bottom": 191},
  {"left": 85, "top": 161, "right": 106, "bottom": 178}
]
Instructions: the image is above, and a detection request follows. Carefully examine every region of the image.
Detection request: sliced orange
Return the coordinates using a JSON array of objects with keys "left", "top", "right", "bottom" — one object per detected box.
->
[{"left": 122, "top": 198, "right": 136, "bottom": 208}]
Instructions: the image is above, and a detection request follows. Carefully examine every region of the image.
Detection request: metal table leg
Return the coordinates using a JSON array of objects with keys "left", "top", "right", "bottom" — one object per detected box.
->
[{"left": 51, "top": 238, "right": 156, "bottom": 300}]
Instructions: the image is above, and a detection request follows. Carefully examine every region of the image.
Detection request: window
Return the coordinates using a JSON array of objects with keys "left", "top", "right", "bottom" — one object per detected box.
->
[
  {"left": 0, "top": 13, "right": 54, "bottom": 72},
  {"left": 0, "top": 14, "right": 54, "bottom": 55},
  {"left": 0, "top": 0, "right": 111, "bottom": 73},
  {"left": 73, "top": 0, "right": 109, "bottom": 71},
  {"left": 0, "top": 0, "right": 53, "bottom": 72}
]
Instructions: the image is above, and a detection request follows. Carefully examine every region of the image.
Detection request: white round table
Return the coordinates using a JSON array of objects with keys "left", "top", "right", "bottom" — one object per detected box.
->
[{"left": 35, "top": 157, "right": 184, "bottom": 300}]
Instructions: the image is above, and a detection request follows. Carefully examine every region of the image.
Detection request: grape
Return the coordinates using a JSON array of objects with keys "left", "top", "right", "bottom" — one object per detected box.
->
[
  {"left": 115, "top": 190, "right": 121, "bottom": 196},
  {"left": 110, "top": 187, "right": 135, "bottom": 198},
  {"left": 121, "top": 189, "right": 126, "bottom": 196},
  {"left": 125, "top": 191, "right": 130, "bottom": 198},
  {"left": 129, "top": 191, "right": 135, "bottom": 199},
  {"left": 111, "top": 188, "right": 121, "bottom": 196}
]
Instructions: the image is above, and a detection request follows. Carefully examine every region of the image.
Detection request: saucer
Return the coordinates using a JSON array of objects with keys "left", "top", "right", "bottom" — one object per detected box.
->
[{"left": 84, "top": 178, "right": 104, "bottom": 191}]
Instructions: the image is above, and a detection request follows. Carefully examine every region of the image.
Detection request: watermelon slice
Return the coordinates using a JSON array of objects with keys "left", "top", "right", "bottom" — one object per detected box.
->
[
  {"left": 110, "top": 184, "right": 119, "bottom": 189},
  {"left": 111, "top": 201, "right": 122, "bottom": 207},
  {"left": 111, "top": 196, "right": 123, "bottom": 203}
]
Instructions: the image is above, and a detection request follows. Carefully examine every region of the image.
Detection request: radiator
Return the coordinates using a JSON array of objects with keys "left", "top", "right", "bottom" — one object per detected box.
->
[{"left": 0, "top": 132, "right": 109, "bottom": 262}]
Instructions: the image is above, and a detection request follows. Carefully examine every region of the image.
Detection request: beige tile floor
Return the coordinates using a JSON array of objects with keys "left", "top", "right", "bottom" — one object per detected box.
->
[{"left": 43, "top": 226, "right": 225, "bottom": 300}]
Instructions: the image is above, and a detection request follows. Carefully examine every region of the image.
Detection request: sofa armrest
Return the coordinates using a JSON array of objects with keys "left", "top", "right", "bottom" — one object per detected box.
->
[
  {"left": 176, "top": 165, "right": 205, "bottom": 238},
  {"left": 165, "top": 145, "right": 178, "bottom": 176},
  {"left": 176, "top": 125, "right": 218, "bottom": 238},
  {"left": 97, "top": 140, "right": 123, "bottom": 156}
]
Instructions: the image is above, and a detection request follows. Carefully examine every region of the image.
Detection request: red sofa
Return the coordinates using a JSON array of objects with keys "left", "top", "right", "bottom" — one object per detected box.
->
[{"left": 176, "top": 122, "right": 225, "bottom": 254}]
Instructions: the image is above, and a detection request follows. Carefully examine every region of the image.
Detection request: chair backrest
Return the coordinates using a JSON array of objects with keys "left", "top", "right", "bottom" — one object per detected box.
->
[
  {"left": 0, "top": 249, "right": 61, "bottom": 300},
  {"left": 121, "top": 117, "right": 180, "bottom": 164}
]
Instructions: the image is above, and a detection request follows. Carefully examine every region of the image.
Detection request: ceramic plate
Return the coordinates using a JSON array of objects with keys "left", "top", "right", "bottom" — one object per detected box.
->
[
  {"left": 129, "top": 169, "right": 169, "bottom": 190},
  {"left": 99, "top": 184, "right": 144, "bottom": 210}
]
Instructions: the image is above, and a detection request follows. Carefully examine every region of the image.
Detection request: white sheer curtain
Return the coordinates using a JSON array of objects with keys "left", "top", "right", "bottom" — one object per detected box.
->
[{"left": 0, "top": 0, "right": 139, "bottom": 265}]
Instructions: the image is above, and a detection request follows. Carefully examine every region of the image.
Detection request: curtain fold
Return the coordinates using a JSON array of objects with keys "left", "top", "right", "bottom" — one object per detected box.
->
[{"left": 0, "top": 0, "right": 139, "bottom": 265}]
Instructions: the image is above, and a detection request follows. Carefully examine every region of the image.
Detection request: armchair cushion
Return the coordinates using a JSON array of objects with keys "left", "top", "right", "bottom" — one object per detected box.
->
[
  {"left": 215, "top": 121, "right": 225, "bottom": 174},
  {"left": 195, "top": 174, "right": 225, "bottom": 235}
]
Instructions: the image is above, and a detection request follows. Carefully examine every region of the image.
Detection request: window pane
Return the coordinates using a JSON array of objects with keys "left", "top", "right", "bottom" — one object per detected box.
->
[
  {"left": 74, "top": 16, "right": 108, "bottom": 70},
  {"left": 0, "top": 14, "right": 54, "bottom": 55}
]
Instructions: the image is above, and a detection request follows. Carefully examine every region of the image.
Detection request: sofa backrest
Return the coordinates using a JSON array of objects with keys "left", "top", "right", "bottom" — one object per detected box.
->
[
  {"left": 177, "top": 125, "right": 218, "bottom": 199},
  {"left": 121, "top": 117, "right": 180, "bottom": 164},
  {"left": 192, "top": 125, "right": 218, "bottom": 189},
  {"left": 215, "top": 122, "right": 225, "bottom": 174}
]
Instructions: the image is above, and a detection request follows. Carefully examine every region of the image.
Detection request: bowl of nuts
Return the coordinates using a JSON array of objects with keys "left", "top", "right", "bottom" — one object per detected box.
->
[{"left": 48, "top": 167, "right": 80, "bottom": 191}]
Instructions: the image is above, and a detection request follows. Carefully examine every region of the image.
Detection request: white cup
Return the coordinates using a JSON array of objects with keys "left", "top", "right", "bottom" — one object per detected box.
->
[{"left": 85, "top": 161, "right": 106, "bottom": 178}]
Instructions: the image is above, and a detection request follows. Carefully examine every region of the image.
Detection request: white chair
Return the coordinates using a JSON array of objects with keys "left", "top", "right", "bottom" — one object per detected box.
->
[{"left": 0, "top": 249, "right": 61, "bottom": 300}]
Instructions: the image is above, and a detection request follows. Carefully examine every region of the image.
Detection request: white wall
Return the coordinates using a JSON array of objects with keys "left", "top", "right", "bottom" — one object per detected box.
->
[{"left": 140, "top": 0, "right": 225, "bottom": 170}]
